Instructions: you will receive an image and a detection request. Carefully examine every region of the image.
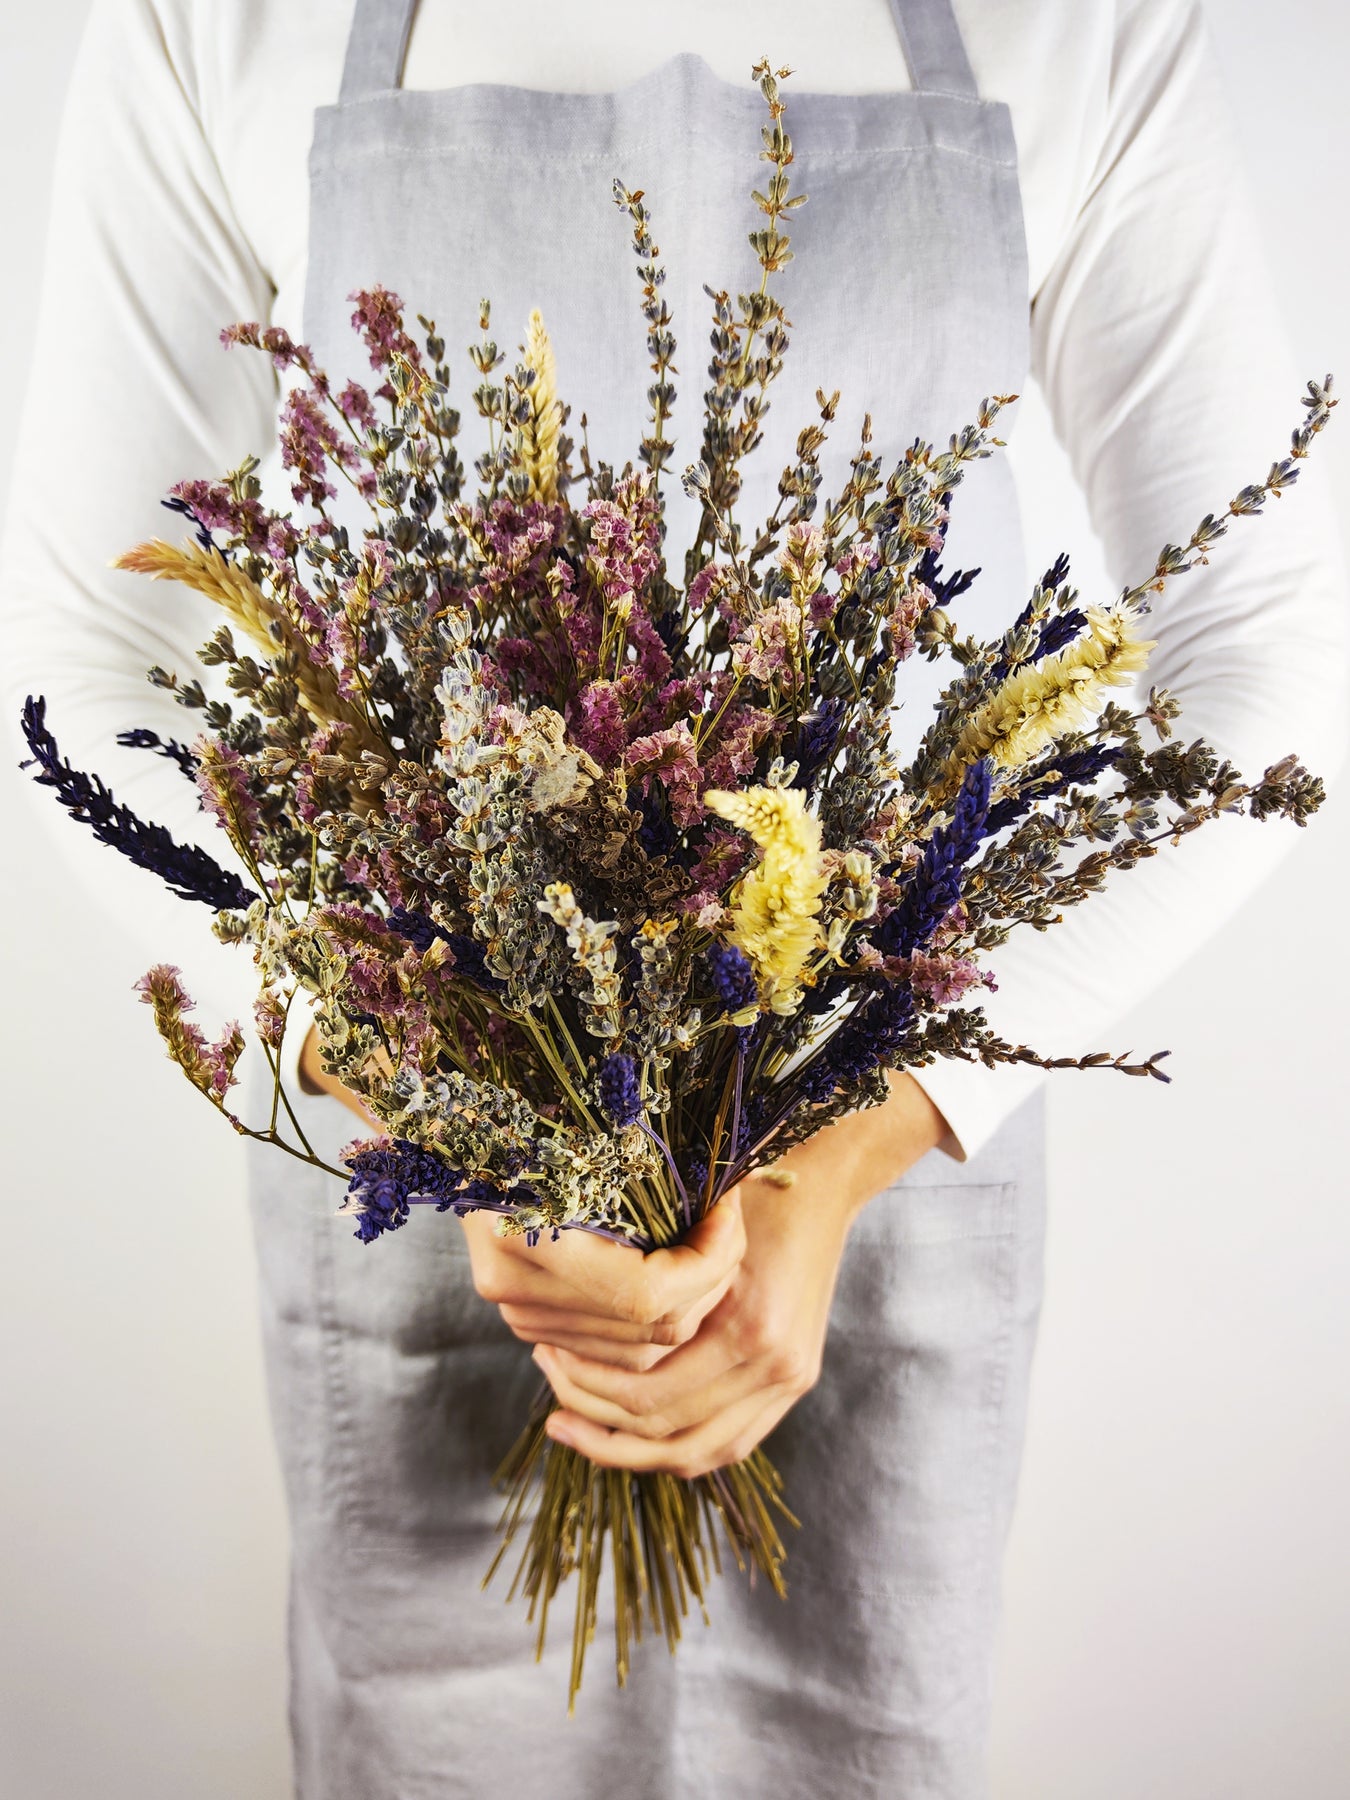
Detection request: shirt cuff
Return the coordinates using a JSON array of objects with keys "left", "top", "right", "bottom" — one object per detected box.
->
[{"left": 902, "top": 1055, "right": 1050, "bottom": 1166}]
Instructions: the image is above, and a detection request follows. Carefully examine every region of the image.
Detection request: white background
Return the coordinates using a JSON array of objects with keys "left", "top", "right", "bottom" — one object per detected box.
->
[{"left": 1, "top": 4, "right": 1347, "bottom": 1795}]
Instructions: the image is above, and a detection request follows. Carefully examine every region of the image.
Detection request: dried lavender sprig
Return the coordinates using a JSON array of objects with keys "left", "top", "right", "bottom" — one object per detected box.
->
[
  {"left": 878, "top": 756, "right": 993, "bottom": 955},
  {"left": 116, "top": 726, "right": 203, "bottom": 787},
  {"left": 19, "top": 695, "right": 257, "bottom": 912}
]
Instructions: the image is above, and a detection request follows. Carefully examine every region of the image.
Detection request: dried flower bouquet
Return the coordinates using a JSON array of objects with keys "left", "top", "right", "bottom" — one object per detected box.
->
[{"left": 20, "top": 63, "right": 1332, "bottom": 1708}]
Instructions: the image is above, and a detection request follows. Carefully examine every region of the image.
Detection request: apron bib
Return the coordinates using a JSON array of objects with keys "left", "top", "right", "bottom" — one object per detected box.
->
[{"left": 246, "top": 4, "right": 1048, "bottom": 1793}]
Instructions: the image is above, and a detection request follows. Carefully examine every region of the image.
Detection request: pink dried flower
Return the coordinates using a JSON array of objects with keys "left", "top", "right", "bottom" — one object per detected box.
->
[
  {"left": 338, "top": 380, "right": 377, "bottom": 429},
  {"left": 626, "top": 721, "right": 703, "bottom": 827},
  {"left": 348, "top": 285, "right": 423, "bottom": 374},
  {"left": 572, "top": 681, "right": 628, "bottom": 767},
  {"left": 135, "top": 965, "right": 244, "bottom": 1107},
  {"left": 906, "top": 950, "right": 984, "bottom": 1006}
]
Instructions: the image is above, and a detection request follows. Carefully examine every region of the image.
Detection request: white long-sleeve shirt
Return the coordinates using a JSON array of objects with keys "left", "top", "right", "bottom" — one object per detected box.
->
[{"left": 2, "top": 0, "right": 1347, "bottom": 1163}]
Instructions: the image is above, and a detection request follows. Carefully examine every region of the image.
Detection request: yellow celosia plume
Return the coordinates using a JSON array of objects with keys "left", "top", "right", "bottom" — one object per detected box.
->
[
  {"left": 704, "top": 785, "right": 828, "bottom": 1014},
  {"left": 936, "top": 604, "right": 1156, "bottom": 799}
]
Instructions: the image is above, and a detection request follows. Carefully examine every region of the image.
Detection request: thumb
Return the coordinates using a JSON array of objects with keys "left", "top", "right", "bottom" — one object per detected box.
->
[{"left": 682, "top": 1183, "right": 746, "bottom": 1261}]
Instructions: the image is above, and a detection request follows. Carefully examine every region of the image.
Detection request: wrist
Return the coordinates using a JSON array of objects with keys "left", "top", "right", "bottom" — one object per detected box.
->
[{"left": 759, "top": 1070, "right": 949, "bottom": 1225}]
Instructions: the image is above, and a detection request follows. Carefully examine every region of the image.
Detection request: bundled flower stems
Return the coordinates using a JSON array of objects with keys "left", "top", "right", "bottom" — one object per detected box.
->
[{"left": 19, "top": 62, "right": 1333, "bottom": 1708}]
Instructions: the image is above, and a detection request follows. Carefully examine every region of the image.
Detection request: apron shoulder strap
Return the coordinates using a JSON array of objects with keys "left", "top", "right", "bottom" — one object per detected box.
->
[
  {"left": 337, "top": 0, "right": 979, "bottom": 107},
  {"left": 887, "top": 0, "right": 980, "bottom": 99},
  {"left": 339, "top": 0, "right": 417, "bottom": 103}
]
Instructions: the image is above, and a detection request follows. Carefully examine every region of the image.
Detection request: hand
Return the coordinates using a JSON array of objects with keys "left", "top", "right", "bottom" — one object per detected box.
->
[
  {"left": 460, "top": 1193, "right": 748, "bottom": 1372},
  {"left": 533, "top": 1070, "right": 951, "bottom": 1477}
]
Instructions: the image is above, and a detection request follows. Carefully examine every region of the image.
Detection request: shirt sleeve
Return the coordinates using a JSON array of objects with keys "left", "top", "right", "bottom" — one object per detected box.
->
[
  {"left": 0, "top": 0, "right": 317, "bottom": 1104},
  {"left": 905, "top": 0, "right": 1350, "bottom": 1163}
]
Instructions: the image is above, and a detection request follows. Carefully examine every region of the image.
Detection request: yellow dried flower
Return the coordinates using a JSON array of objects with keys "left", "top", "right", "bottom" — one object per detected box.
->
[
  {"left": 936, "top": 604, "right": 1157, "bottom": 798},
  {"left": 520, "top": 308, "right": 563, "bottom": 504},
  {"left": 114, "top": 538, "right": 384, "bottom": 756},
  {"left": 704, "top": 785, "right": 828, "bottom": 1013}
]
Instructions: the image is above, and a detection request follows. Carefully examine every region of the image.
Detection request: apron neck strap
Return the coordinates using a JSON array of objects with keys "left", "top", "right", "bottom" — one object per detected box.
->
[
  {"left": 338, "top": 0, "right": 981, "bottom": 105},
  {"left": 888, "top": 0, "right": 979, "bottom": 99},
  {"left": 339, "top": 0, "right": 416, "bottom": 103}
]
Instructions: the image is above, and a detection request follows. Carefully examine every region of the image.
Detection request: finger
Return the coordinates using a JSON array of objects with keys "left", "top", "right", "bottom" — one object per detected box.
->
[
  {"left": 544, "top": 1383, "right": 797, "bottom": 1478},
  {"left": 526, "top": 1193, "right": 745, "bottom": 1326},
  {"left": 633, "top": 1191, "right": 746, "bottom": 1324},
  {"left": 458, "top": 1211, "right": 643, "bottom": 1313},
  {"left": 498, "top": 1267, "right": 738, "bottom": 1352},
  {"left": 517, "top": 1333, "right": 675, "bottom": 1372},
  {"left": 463, "top": 1193, "right": 744, "bottom": 1326},
  {"left": 532, "top": 1307, "right": 766, "bottom": 1437},
  {"left": 467, "top": 1197, "right": 744, "bottom": 1326}
]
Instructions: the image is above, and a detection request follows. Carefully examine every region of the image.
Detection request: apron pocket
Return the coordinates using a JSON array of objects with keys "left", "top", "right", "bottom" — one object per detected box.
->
[
  {"left": 764, "top": 1177, "right": 1032, "bottom": 1606},
  {"left": 249, "top": 1090, "right": 539, "bottom": 1557}
]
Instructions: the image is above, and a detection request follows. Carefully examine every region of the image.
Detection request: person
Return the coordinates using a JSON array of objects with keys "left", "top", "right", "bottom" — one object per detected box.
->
[{"left": 2, "top": 1, "right": 1346, "bottom": 1795}]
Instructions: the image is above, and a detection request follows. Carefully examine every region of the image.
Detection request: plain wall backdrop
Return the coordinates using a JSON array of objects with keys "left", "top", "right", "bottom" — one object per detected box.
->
[{"left": 1, "top": 4, "right": 1347, "bottom": 1796}]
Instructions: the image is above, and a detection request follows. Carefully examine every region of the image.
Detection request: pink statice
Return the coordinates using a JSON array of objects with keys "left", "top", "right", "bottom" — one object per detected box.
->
[
  {"left": 220, "top": 321, "right": 320, "bottom": 379},
  {"left": 253, "top": 989, "right": 287, "bottom": 1050},
  {"left": 474, "top": 498, "right": 567, "bottom": 592},
  {"left": 279, "top": 385, "right": 350, "bottom": 509},
  {"left": 686, "top": 825, "right": 750, "bottom": 900},
  {"left": 168, "top": 477, "right": 270, "bottom": 554},
  {"left": 348, "top": 285, "right": 424, "bottom": 376},
  {"left": 266, "top": 516, "right": 303, "bottom": 562},
  {"left": 572, "top": 681, "right": 628, "bottom": 767},
  {"left": 338, "top": 380, "right": 377, "bottom": 430},
  {"left": 626, "top": 721, "right": 703, "bottom": 827},
  {"left": 888, "top": 580, "right": 932, "bottom": 663},
  {"left": 581, "top": 473, "right": 662, "bottom": 612},
  {"left": 905, "top": 949, "right": 986, "bottom": 1006},
  {"left": 701, "top": 704, "right": 774, "bottom": 791},
  {"left": 687, "top": 561, "right": 728, "bottom": 615},
  {"left": 494, "top": 635, "right": 553, "bottom": 696},
  {"left": 193, "top": 737, "right": 262, "bottom": 840},
  {"left": 731, "top": 601, "right": 797, "bottom": 684},
  {"left": 618, "top": 605, "right": 673, "bottom": 692},
  {"left": 134, "top": 964, "right": 244, "bottom": 1105},
  {"left": 680, "top": 891, "right": 729, "bottom": 930}
]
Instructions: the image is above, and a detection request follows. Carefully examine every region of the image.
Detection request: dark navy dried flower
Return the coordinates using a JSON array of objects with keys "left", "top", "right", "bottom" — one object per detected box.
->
[
  {"left": 340, "top": 1139, "right": 496, "bottom": 1243},
  {"left": 707, "top": 942, "right": 757, "bottom": 1015},
  {"left": 989, "top": 557, "right": 1081, "bottom": 681},
  {"left": 19, "top": 696, "right": 257, "bottom": 912},
  {"left": 598, "top": 1052, "right": 643, "bottom": 1128},
  {"left": 626, "top": 781, "right": 678, "bottom": 859},
  {"left": 116, "top": 726, "right": 202, "bottom": 787},
  {"left": 798, "top": 980, "right": 917, "bottom": 1107},
  {"left": 879, "top": 756, "right": 992, "bottom": 956},
  {"left": 984, "top": 743, "right": 1121, "bottom": 835},
  {"left": 791, "top": 696, "right": 844, "bottom": 790},
  {"left": 387, "top": 906, "right": 504, "bottom": 993},
  {"left": 1029, "top": 607, "right": 1088, "bottom": 664},
  {"left": 160, "top": 493, "right": 218, "bottom": 554},
  {"left": 916, "top": 508, "right": 979, "bottom": 610}
]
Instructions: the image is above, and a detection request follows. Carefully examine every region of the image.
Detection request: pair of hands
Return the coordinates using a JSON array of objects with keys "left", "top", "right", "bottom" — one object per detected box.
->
[{"left": 300, "top": 1027, "right": 954, "bottom": 1475}]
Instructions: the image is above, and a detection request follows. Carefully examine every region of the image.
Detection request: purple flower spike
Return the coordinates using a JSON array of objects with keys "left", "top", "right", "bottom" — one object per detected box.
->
[
  {"left": 707, "top": 942, "right": 757, "bottom": 1015},
  {"left": 598, "top": 1053, "right": 643, "bottom": 1128},
  {"left": 879, "top": 757, "right": 992, "bottom": 957},
  {"left": 19, "top": 696, "right": 257, "bottom": 913}
]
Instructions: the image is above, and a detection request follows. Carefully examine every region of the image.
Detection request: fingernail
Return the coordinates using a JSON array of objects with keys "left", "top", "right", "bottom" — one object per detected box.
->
[{"left": 546, "top": 1416, "right": 574, "bottom": 1449}]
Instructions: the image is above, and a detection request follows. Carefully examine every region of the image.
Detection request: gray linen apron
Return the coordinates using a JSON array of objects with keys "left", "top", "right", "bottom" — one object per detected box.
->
[{"left": 245, "top": 3, "right": 1048, "bottom": 1794}]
